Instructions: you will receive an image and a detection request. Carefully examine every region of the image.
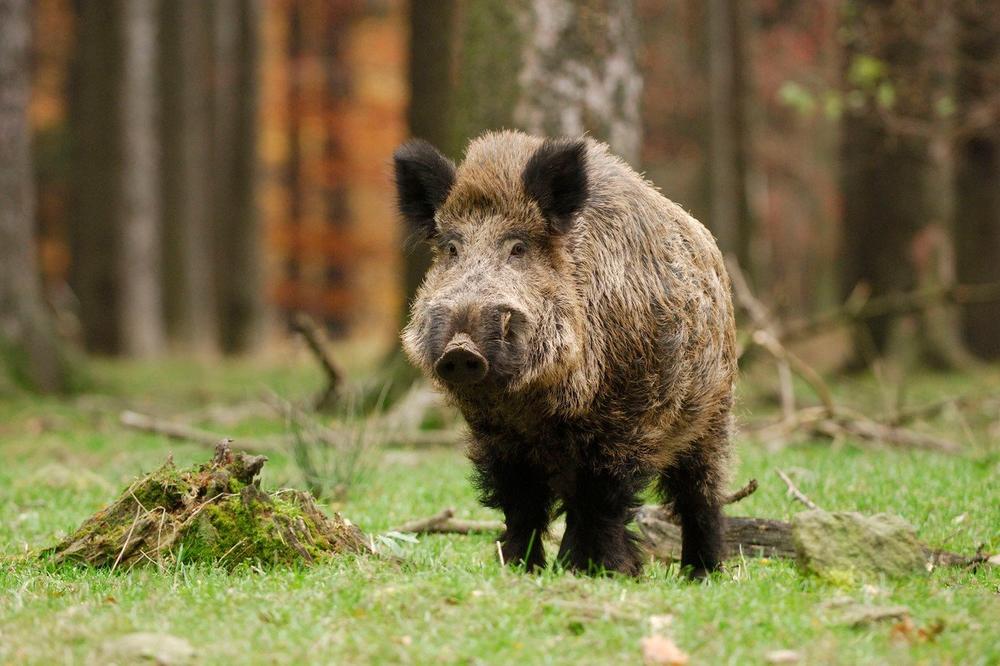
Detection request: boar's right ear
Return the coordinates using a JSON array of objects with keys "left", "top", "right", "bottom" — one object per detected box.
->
[
  {"left": 393, "top": 139, "right": 456, "bottom": 241},
  {"left": 522, "top": 139, "right": 588, "bottom": 235}
]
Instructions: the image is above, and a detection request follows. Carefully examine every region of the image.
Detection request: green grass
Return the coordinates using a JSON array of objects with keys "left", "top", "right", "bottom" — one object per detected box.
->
[{"left": 1, "top": 360, "right": 999, "bottom": 664}]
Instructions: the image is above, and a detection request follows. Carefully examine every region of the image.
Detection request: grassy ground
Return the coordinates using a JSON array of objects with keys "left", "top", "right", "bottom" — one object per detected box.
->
[{"left": 1, "top": 358, "right": 998, "bottom": 664}]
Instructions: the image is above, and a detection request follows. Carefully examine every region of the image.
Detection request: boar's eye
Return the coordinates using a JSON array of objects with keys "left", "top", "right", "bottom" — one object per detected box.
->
[
  {"left": 508, "top": 241, "right": 527, "bottom": 260},
  {"left": 447, "top": 241, "right": 459, "bottom": 258}
]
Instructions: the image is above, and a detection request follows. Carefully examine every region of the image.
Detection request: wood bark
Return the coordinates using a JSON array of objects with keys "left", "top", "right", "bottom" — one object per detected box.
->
[
  {"left": 118, "top": 0, "right": 166, "bottom": 357},
  {"left": 69, "top": 0, "right": 122, "bottom": 354},
  {"left": 707, "top": 0, "right": 751, "bottom": 268},
  {"left": 954, "top": 1, "right": 1000, "bottom": 359},
  {"left": 635, "top": 505, "right": 983, "bottom": 567},
  {"left": 0, "top": 0, "right": 71, "bottom": 392},
  {"left": 450, "top": 0, "right": 642, "bottom": 161},
  {"left": 212, "top": 0, "right": 265, "bottom": 354},
  {"left": 403, "top": 0, "right": 456, "bottom": 291},
  {"left": 839, "top": 0, "right": 931, "bottom": 358},
  {"left": 385, "top": 0, "right": 459, "bottom": 389},
  {"left": 160, "top": 0, "right": 218, "bottom": 354},
  {"left": 514, "top": 0, "right": 643, "bottom": 165}
]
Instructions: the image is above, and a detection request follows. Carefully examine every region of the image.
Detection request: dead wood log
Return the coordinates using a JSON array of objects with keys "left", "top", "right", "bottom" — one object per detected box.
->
[
  {"left": 637, "top": 506, "right": 796, "bottom": 560},
  {"left": 634, "top": 505, "right": 988, "bottom": 568},
  {"left": 385, "top": 481, "right": 987, "bottom": 570}
]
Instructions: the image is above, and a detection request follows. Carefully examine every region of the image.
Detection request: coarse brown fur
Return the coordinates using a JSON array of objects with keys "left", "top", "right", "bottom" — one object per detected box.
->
[{"left": 395, "top": 130, "right": 737, "bottom": 578}]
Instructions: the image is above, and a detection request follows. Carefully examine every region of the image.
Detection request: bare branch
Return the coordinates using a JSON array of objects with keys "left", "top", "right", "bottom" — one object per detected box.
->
[
  {"left": 776, "top": 469, "right": 820, "bottom": 511},
  {"left": 291, "top": 312, "right": 344, "bottom": 411}
]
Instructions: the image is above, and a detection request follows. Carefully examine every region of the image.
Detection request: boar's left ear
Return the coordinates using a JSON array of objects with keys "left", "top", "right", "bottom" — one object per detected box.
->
[
  {"left": 521, "top": 139, "right": 588, "bottom": 234},
  {"left": 394, "top": 139, "right": 456, "bottom": 241}
]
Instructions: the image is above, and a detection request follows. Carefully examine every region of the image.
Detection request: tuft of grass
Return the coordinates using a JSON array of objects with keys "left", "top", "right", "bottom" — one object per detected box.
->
[
  {"left": 1, "top": 360, "right": 998, "bottom": 664},
  {"left": 278, "top": 387, "right": 387, "bottom": 501}
]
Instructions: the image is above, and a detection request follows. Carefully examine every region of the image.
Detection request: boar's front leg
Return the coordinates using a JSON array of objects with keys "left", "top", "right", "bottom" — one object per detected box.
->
[
  {"left": 472, "top": 454, "right": 553, "bottom": 571},
  {"left": 556, "top": 467, "right": 646, "bottom": 576}
]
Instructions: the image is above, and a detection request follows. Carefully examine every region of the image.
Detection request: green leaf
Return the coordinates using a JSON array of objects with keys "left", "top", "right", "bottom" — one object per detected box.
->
[
  {"left": 876, "top": 82, "right": 896, "bottom": 110},
  {"left": 778, "top": 81, "right": 817, "bottom": 116},
  {"left": 848, "top": 55, "right": 886, "bottom": 89}
]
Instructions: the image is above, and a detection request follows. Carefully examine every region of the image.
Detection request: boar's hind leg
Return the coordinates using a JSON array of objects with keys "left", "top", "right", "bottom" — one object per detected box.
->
[
  {"left": 472, "top": 456, "right": 553, "bottom": 571},
  {"left": 658, "top": 442, "right": 726, "bottom": 579},
  {"left": 556, "top": 468, "right": 646, "bottom": 576}
]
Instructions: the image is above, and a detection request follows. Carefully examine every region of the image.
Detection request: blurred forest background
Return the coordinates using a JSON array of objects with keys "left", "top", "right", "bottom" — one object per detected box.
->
[{"left": 2, "top": 0, "right": 999, "bottom": 395}]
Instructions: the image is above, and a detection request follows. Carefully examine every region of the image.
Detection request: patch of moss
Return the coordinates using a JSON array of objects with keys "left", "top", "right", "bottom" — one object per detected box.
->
[{"left": 43, "top": 443, "right": 368, "bottom": 571}]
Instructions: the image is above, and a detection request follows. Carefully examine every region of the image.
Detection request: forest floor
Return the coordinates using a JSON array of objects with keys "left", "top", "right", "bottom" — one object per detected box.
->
[{"left": 1, "top": 356, "right": 998, "bottom": 664}]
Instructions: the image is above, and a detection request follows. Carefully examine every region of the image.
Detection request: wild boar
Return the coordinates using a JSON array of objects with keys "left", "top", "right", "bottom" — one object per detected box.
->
[{"left": 395, "top": 130, "right": 736, "bottom": 578}]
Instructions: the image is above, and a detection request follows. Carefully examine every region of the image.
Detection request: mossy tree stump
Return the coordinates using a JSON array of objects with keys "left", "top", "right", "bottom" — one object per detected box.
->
[{"left": 44, "top": 442, "right": 369, "bottom": 570}]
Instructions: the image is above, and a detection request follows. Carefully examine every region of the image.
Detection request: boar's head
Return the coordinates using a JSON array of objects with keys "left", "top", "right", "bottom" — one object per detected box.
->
[{"left": 394, "top": 134, "right": 588, "bottom": 400}]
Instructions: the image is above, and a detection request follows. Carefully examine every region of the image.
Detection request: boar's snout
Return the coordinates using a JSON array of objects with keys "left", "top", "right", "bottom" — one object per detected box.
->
[{"left": 435, "top": 333, "right": 489, "bottom": 385}]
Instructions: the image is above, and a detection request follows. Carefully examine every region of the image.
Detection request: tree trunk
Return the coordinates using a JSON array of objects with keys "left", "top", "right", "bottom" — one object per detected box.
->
[
  {"left": 513, "top": 0, "right": 643, "bottom": 165},
  {"left": 212, "top": 0, "right": 264, "bottom": 354},
  {"left": 839, "top": 0, "right": 931, "bottom": 359},
  {"left": 450, "top": 0, "right": 642, "bottom": 162},
  {"left": 954, "top": 1, "right": 1000, "bottom": 359},
  {"left": 386, "top": 0, "right": 459, "bottom": 386},
  {"left": 160, "top": 0, "right": 218, "bottom": 354},
  {"left": 403, "top": 0, "right": 456, "bottom": 304},
  {"left": 387, "top": 0, "right": 643, "bottom": 394},
  {"left": 118, "top": 0, "right": 165, "bottom": 357},
  {"left": 69, "top": 0, "right": 122, "bottom": 354},
  {"left": 706, "top": 0, "right": 751, "bottom": 268},
  {"left": 0, "top": 0, "right": 71, "bottom": 392}
]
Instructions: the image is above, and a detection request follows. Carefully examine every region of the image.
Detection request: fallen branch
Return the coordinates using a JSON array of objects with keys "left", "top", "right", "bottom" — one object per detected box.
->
[
  {"left": 776, "top": 469, "right": 820, "bottom": 510},
  {"left": 728, "top": 257, "right": 963, "bottom": 455},
  {"left": 747, "top": 408, "right": 962, "bottom": 454},
  {"left": 889, "top": 391, "right": 1000, "bottom": 426},
  {"left": 724, "top": 478, "right": 759, "bottom": 505},
  {"left": 813, "top": 415, "right": 961, "bottom": 454},
  {"left": 388, "top": 508, "right": 456, "bottom": 534},
  {"left": 727, "top": 257, "right": 835, "bottom": 415},
  {"left": 119, "top": 411, "right": 282, "bottom": 453},
  {"left": 291, "top": 312, "right": 344, "bottom": 411},
  {"left": 778, "top": 281, "right": 1000, "bottom": 345},
  {"left": 387, "top": 508, "right": 504, "bottom": 535},
  {"left": 264, "top": 391, "right": 466, "bottom": 451}
]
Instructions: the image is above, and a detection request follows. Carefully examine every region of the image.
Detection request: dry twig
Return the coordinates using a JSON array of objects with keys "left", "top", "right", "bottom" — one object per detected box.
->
[
  {"left": 727, "top": 257, "right": 963, "bottom": 455},
  {"left": 292, "top": 312, "right": 345, "bottom": 411},
  {"left": 724, "top": 478, "right": 759, "bottom": 505},
  {"left": 779, "top": 281, "right": 1000, "bottom": 345},
  {"left": 776, "top": 469, "right": 820, "bottom": 511}
]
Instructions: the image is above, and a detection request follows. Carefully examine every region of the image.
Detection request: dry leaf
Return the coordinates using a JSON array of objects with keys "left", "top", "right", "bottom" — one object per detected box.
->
[
  {"left": 641, "top": 634, "right": 689, "bottom": 665},
  {"left": 648, "top": 614, "right": 675, "bottom": 633},
  {"left": 765, "top": 649, "right": 802, "bottom": 664},
  {"left": 890, "top": 617, "right": 945, "bottom": 644}
]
